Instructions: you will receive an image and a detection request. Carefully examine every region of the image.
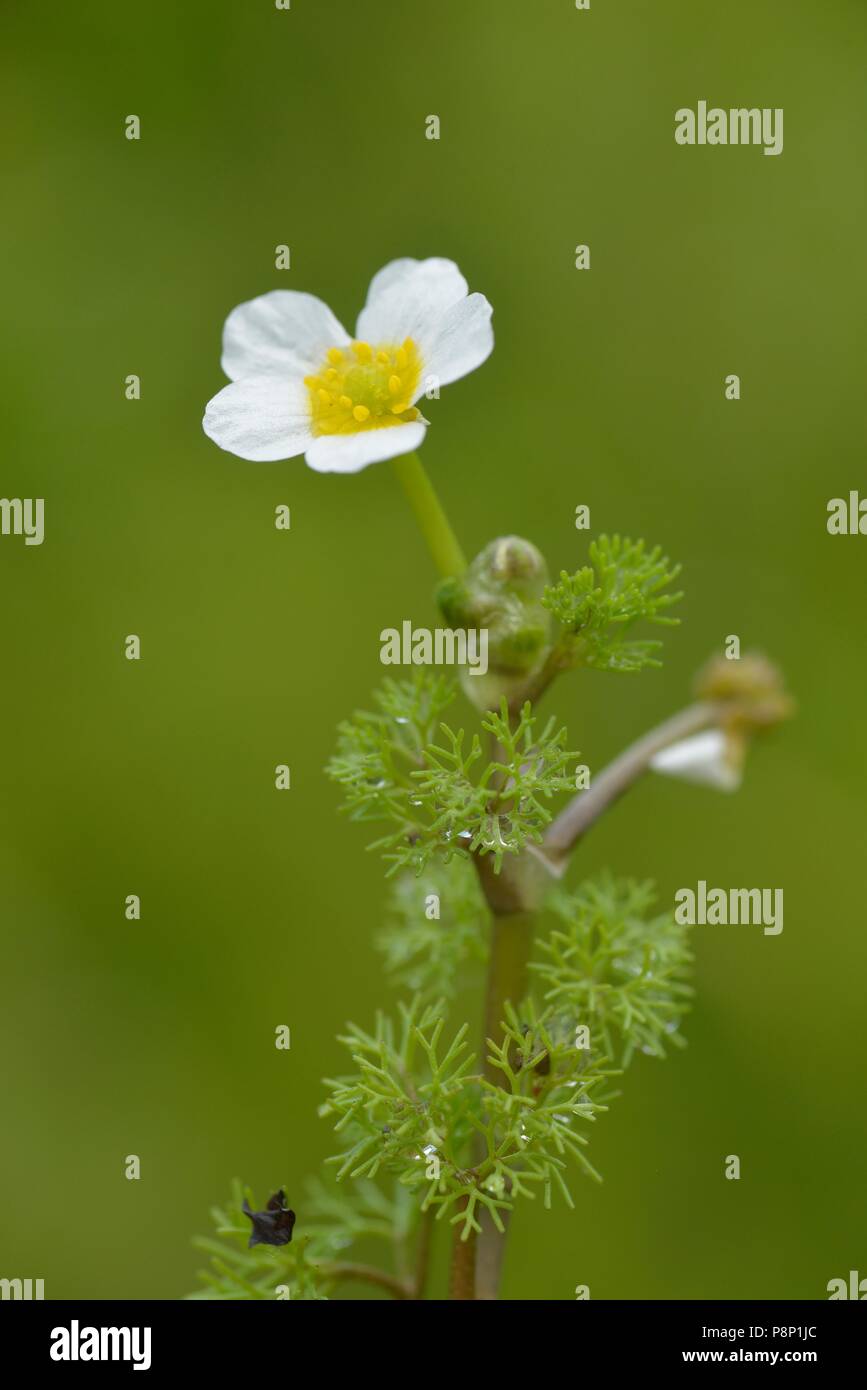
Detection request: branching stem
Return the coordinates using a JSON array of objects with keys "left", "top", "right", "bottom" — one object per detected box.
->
[
  {"left": 541, "top": 700, "right": 723, "bottom": 869},
  {"left": 467, "top": 699, "right": 734, "bottom": 1296}
]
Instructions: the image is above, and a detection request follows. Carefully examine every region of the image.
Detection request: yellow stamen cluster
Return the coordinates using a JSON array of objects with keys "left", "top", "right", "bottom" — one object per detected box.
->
[{"left": 305, "top": 338, "right": 422, "bottom": 436}]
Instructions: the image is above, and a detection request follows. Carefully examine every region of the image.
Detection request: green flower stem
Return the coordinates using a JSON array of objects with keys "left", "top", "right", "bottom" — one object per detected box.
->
[
  {"left": 483, "top": 911, "right": 535, "bottom": 1082},
  {"left": 468, "top": 847, "right": 548, "bottom": 1299},
  {"left": 474, "top": 907, "right": 535, "bottom": 1300},
  {"left": 449, "top": 1202, "right": 477, "bottom": 1300},
  {"left": 413, "top": 1208, "right": 435, "bottom": 1300},
  {"left": 390, "top": 451, "right": 467, "bottom": 579}
]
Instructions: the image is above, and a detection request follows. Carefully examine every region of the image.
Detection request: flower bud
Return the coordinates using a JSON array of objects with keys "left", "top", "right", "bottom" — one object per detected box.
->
[
  {"left": 694, "top": 652, "right": 794, "bottom": 732},
  {"left": 436, "top": 536, "right": 552, "bottom": 709}
]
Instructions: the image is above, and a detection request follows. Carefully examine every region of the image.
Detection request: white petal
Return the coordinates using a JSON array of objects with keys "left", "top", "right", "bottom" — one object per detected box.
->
[
  {"left": 203, "top": 375, "right": 313, "bottom": 462},
  {"left": 363, "top": 258, "right": 431, "bottom": 304},
  {"left": 221, "top": 291, "right": 351, "bottom": 381},
  {"left": 650, "top": 730, "right": 741, "bottom": 792},
  {"left": 356, "top": 258, "right": 470, "bottom": 347},
  {"left": 305, "top": 422, "right": 427, "bottom": 475},
  {"left": 415, "top": 292, "right": 494, "bottom": 393}
]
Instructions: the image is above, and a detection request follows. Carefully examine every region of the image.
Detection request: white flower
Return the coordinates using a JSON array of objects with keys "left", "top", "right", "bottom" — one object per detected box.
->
[
  {"left": 650, "top": 729, "right": 743, "bottom": 792},
  {"left": 202, "top": 257, "right": 494, "bottom": 474}
]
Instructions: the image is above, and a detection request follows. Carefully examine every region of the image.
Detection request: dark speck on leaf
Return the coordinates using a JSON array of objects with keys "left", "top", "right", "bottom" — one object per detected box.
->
[{"left": 242, "top": 1189, "right": 296, "bottom": 1248}]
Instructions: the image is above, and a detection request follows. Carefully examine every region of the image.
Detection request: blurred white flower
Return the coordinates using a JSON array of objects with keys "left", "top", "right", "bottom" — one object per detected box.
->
[
  {"left": 203, "top": 258, "right": 493, "bottom": 474},
  {"left": 650, "top": 729, "right": 743, "bottom": 792}
]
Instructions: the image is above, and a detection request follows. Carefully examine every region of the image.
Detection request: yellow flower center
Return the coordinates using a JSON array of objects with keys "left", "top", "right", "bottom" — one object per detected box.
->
[{"left": 305, "top": 338, "right": 423, "bottom": 436}]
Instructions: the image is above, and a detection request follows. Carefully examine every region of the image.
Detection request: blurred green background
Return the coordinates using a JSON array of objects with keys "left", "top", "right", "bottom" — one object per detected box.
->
[{"left": 2, "top": 0, "right": 865, "bottom": 1300}]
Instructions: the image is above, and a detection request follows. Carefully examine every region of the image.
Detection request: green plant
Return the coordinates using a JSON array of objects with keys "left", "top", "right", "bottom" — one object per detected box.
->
[
  {"left": 193, "top": 249, "right": 793, "bottom": 1301},
  {"left": 190, "top": 465, "right": 790, "bottom": 1299}
]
